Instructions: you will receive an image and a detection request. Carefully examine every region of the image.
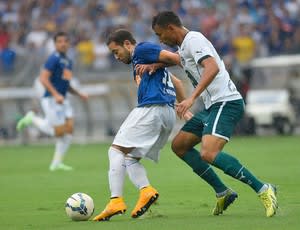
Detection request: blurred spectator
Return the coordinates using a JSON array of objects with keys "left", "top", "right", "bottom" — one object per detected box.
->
[
  {"left": 0, "top": 23, "right": 15, "bottom": 73},
  {"left": 1, "top": 0, "right": 19, "bottom": 25},
  {"left": 0, "top": 44, "right": 16, "bottom": 73},
  {"left": 285, "top": 0, "right": 300, "bottom": 19},
  {"left": 0, "top": 0, "right": 299, "bottom": 76},
  {"left": 287, "top": 70, "right": 300, "bottom": 117},
  {"left": 268, "top": 27, "right": 283, "bottom": 55},
  {"left": 26, "top": 22, "right": 48, "bottom": 50},
  {"left": 0, "top": 24, "right": 10, "bottom": 50},
  {"left": 93, "top": 34, "right": 110, "bottom": 70},
  {"left": 236, "top": 4, "right": 255, "bottom": 25},
  {"left": 292, "top": 27, "right": 300, "bottom": 54},
  {"left": 200, "top": 6, "right": 219, "bottom": 39},
  {"left": 232, "top": 23, "right": 256, "bottom": 88},
  {"left": 76, "top": 33, "right": 94, "bottom": 69}
]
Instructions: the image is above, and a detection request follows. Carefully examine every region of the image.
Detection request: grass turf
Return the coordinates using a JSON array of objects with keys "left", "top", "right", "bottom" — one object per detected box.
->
[{"left": 0, "top": 136, "right": 299, "bottom": 229}]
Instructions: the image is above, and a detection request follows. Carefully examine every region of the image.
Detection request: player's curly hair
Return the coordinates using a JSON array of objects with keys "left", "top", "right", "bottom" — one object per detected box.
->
[
  {"left": 106, "top": 29, "right": 136, "bottom": 46},
  {"left": 152, "top": 11, "right": 182, "bottom": 29}
]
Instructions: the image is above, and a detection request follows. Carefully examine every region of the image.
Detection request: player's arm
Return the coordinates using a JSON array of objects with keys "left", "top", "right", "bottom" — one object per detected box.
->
[
  {"left": 170, "top": 73, "right": 185, "bottom": 103},
  {"left": 68, "top": 85, "right": 89, "bottom": 101},
  {"left": 190, "top": 57, "right": 219, "bottom": 101},
  {"left": 158, "top": 50, "right": 181, "bottom": 66},
  {"left": 176, "top": 57, "right": 219, "bottom": 118},
  {"left": 170, "top": 73, "right": 193, "bottom": 121},
  {"left": 135, "top": 62, "right": 169, "bottom": 76},
  {"left": 135, "top": 50, "right": 181, "bottom": 76},
  {"left": 39, "top": 69, "right": 64, "bottom": 103}
]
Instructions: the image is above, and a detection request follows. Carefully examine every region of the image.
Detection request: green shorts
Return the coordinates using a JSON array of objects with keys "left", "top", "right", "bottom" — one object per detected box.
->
[{"left": 182, "top": 99, "right": 244, "bottom": 141}]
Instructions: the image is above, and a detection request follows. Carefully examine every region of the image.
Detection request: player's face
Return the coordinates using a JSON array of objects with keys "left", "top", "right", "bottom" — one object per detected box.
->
[
  {"left": 153, "top": 25, "right": 177, "bottom": 47},
  {"left": 55, "top": 36, "right": 69, "bottom": 53},
  {"left": 108, "top": 41, "right": 131, "bottom": 64}
]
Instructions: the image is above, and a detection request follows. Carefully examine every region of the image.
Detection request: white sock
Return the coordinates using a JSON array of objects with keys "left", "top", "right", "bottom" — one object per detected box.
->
[
  {"left": 32, "top": 115, "right": 54, "bottom": 136},
  {"left": 51, "top": 136, "right": 65, "bottom": 166},
  {"left": 61, "top": 134, "right": 72, "bottom": 156},
  {"left": 125, "top": 155, "right": 150, "bottom": 189},
  {"left": 108, "top": 147, "right": 126, "bottom": 197},
  {"left": 258, "top": 184, "right": 269, "bottom": 194}
]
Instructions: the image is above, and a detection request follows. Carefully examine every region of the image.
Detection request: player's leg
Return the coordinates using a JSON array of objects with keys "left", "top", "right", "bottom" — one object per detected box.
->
[
  {"left": 51, "top": 98, "right": 75, "bottom": 170},
  {"left": 49, "top": 118, "right": 74, "bottom": 171},
  {"left": 125, "top": 119, "right": 172, "bottom": 219},
  {"left": 201, "top": 100, "right": 278, "bottom": 217},
  {"left": 16, "top": 79, "right": 55, "bottom": 135},
  {"left": 49, "top": 124, "right": 71, "bottom": 171},
  {"left": 172, "top": 131, "right": 230, "bottom": 194},
  {"left": 125, "top": 154, "right": 158, "bottom": 218},
  {"left": 172, "top": 115, "right": 237, "bottom": 215},
  {"left": 38, "top": 97, "right": 71, "bottom": 171},
  {"left": 121, "top": 106, "right": 174, "bottom": 218},
  {"left": 16, "top": 110, "right": 55, "bottom": 136},
  {"left": 62, "top": 118, "right": 73, "bottom": 157},
  {"left": 125, "top": 106, "right": 173, "bottom": 218},
  {"left": 94, "top": 107, "right": 155, "bottom": 221},
  {"left": 93, "top": 146, "right": 128, "bottom": 221}
]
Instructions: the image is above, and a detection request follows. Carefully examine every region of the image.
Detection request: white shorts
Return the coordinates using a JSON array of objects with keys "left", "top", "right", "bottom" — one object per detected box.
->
[
  {"left": 41, "top": 97, "right": 73, "bottom": 126},
  {"left": 113, "top": 105, "right": 176, "bottom": 162}
]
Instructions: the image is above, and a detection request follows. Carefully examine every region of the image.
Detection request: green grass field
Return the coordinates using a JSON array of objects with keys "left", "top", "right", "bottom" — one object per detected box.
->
[{"left": 1, "top": 136, "right": 299, "bottom": 230}]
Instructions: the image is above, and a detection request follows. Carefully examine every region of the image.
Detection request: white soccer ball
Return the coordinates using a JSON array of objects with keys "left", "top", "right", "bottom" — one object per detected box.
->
[{"left": 65, "top": 192, "right": 95, "bottom": 221}]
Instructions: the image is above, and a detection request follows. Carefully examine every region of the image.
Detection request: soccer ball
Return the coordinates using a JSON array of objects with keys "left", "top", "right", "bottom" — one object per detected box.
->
[{"left": 65, "top": 192, "right": 94, "bottom": 221}]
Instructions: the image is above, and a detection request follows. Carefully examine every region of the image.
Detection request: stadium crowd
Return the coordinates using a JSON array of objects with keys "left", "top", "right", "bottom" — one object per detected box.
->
[{"left": 0, "top": 0, "right": 300, "bottom": 77}]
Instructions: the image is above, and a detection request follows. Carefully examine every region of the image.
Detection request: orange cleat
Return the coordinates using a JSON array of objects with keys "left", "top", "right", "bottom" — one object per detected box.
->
[
  {"left": 131, "top": 186, "right": 159, "bottom": 218},
  {"left": 93, "top": 197, "right": 127, "bottom": 221}
]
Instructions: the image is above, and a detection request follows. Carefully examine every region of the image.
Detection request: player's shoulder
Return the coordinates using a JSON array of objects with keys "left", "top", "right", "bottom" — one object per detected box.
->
[
  {"left": 185, "top": 31, "right": 206, "bottom": 42},
  {"left": 136, "top": 42, "right": 160, "bottom": 51},
  {"left": 46, "top": 51, "right": 60, "bottom": 62},
  {"left": 48, "top": 52, "right": 72, "bottom": 63},
  {"left": 182, "top": 31, "right": 208, "bottom": 48}
]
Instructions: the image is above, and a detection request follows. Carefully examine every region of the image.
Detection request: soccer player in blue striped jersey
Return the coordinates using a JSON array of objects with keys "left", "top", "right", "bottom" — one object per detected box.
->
[
  {"left": 17, "top": 32, "right": 88, "bottom": 171},
  {"left": 93, "top": 29, "right": 192, "bottom": 221}
]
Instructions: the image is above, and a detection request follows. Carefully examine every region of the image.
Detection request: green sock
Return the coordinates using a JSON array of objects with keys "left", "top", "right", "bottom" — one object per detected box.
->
[
  {"left": 181, "top": 148, "right": 227, "bottom": 193},
  {"left": 212, "top": 151, "right": 264, "bottom": 193}
]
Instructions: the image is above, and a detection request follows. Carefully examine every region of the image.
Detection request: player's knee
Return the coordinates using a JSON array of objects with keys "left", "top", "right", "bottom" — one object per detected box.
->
[
  {"left": 65, "top": 119, "right": 74, "bottom": 133},
  {"left": 200, "top": 148, "right": 219, "bottom": 163},
  {"left": 171, "top": 139, "right": 186, "bottom": 157},
  {"left": 201, "top": 136, "right": 226, "bottom": 162},
  {"left": 54, "top": 126, "right": 66, "bottom": 137},
  {"left": 65, "top": 124, "right": 73, "bottom": 134},
  {"left": 125, "top": 155, "right": 140, "bottom": 167}
]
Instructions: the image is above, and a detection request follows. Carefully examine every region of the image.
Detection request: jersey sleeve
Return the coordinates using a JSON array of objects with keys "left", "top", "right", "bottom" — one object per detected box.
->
[
  {"left": 187, "top": 36, "right": 214, "bottom": 64},
  {"left": 67, "top": 59, "right": 73, "bottom": 70},
  {"left": 136, "top": 43, "right": 162, "bottom": 63},
  {"left": 44, "top": 55, "right": 58, "bottom": 72}
]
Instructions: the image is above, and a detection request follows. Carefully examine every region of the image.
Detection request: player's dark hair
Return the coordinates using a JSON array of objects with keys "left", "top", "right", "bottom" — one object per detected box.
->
[
  {"left": 53, "top": 31, "right": 69, "bottom": 42},
  {"left": 106, "top": 29, "right": 136, "bottom": 46},
  {"left": 152, "top": 11, "right": 182, "bottom": 29}
]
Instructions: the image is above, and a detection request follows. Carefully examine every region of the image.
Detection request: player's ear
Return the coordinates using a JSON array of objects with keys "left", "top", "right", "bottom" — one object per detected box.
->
[
  {"left": 167, "top": 24, "right": 175, "bottom": 31},
  {"left": 123, "top": 40, "right": 131, "bottom": 47}
]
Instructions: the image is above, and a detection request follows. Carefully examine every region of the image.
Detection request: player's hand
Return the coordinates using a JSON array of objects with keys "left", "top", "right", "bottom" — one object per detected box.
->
[
  {"left": 135, "top": 64, "right": 157, "bottom": 76},
  {"left": 135, "top": 75, "right": 141, "bottom": 86},
  {"left": 175, "top": 98, "right": 195, "bottom": 119},
  {"left": 54, "top": 94, "right": 64, "bottom": 104},
  {"left": 183, "top": 110, "right": 194, "bottom": 121},
  {"left": 79, "top": 92, "right": 89, "bottom": 101}
]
